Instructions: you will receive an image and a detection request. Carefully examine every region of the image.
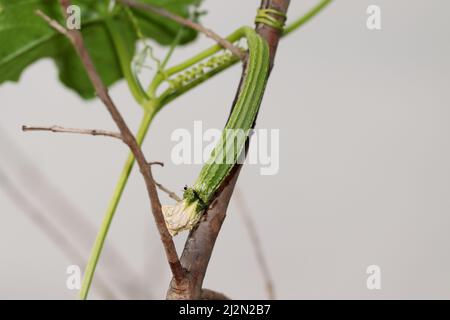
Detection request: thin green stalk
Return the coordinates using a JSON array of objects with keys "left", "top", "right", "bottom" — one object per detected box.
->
[
  {"left": 79, "top": 110, "right": 155, "bottom": 299},
  {"left": 105, "top": 17, "right": 150, "bottom": 106},
  {"left": 161, "top": 27, "right": 184, "bottom": 70},
  {"left": 146, "top": 27, "right": 185, "bottom": 97}
]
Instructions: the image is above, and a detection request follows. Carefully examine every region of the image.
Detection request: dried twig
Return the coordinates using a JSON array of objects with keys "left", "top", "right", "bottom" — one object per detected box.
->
[
  {"left": 22, "top": 125, "right": 123, "bottom": 140},
  {"left": 36, "top": 9, "right": 69, "bottom": 35},
  {"left": 118, "top": 0, "right": 246, "bottom": 60},
  {"left": 148, "top": 161, "right": 165, "bottom": 167},
  {"left": 235, "top": 188, "right": 275, "bottom": 299},
  {"left": 149, "top": 162, "right": 182, "bottom": 202},
  {"left": 155, "top": 182, "right": 182, "bottom": 202},
  {"left": 38, "top": 1, "right": 184, "bottom": 295}
]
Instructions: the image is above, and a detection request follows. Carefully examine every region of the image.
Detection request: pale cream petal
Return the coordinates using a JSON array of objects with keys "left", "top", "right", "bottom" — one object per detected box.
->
[{"left": 162, "top": 200, "right": 204, "bottom": 236}]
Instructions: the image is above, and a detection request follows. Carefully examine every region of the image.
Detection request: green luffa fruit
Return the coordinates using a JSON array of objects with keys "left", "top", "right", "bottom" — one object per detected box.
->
[{"left": 163, "top": 27, "right": 270, "bottom": 235}]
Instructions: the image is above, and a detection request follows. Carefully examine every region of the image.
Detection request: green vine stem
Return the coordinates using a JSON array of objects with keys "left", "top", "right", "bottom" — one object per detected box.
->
[
  {"left": 105, "top": 17, "right": 150, "bottom": 107},
  {"left": 79, "top": 0, "right": 333, "bottom": 299},
  {"left": 79, "top": 109, "right": 156, "bottom": 299}
]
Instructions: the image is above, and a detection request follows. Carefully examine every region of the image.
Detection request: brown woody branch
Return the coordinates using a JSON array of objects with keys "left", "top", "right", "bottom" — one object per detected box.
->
[
  {"left": 166, "top": 0, "right": 291, "bottom": 300},
  {"left": 118, "top": 0, "right": 246, "bottom": 60},
  {"left": 22, "top": 125, "right": 123, "bottom": 140},
  {"left": 38, "top": 0, "right": 185, "bottom": 290}
]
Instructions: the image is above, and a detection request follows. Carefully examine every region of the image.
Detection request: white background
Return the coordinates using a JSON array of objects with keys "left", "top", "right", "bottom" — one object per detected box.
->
[{"left": 1, "top": 0, "right": 450, "bottom": 299}]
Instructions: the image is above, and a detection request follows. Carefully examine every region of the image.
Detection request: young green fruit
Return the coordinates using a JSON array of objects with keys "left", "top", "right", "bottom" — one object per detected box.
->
[{"left": 162, "top": 27, "right": 270, "bottom": 236}]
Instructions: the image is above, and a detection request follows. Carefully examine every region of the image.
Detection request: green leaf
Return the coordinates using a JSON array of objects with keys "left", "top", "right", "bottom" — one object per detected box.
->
[{"left": 0, "top": 0, "right": 202, "bottom": 99}]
